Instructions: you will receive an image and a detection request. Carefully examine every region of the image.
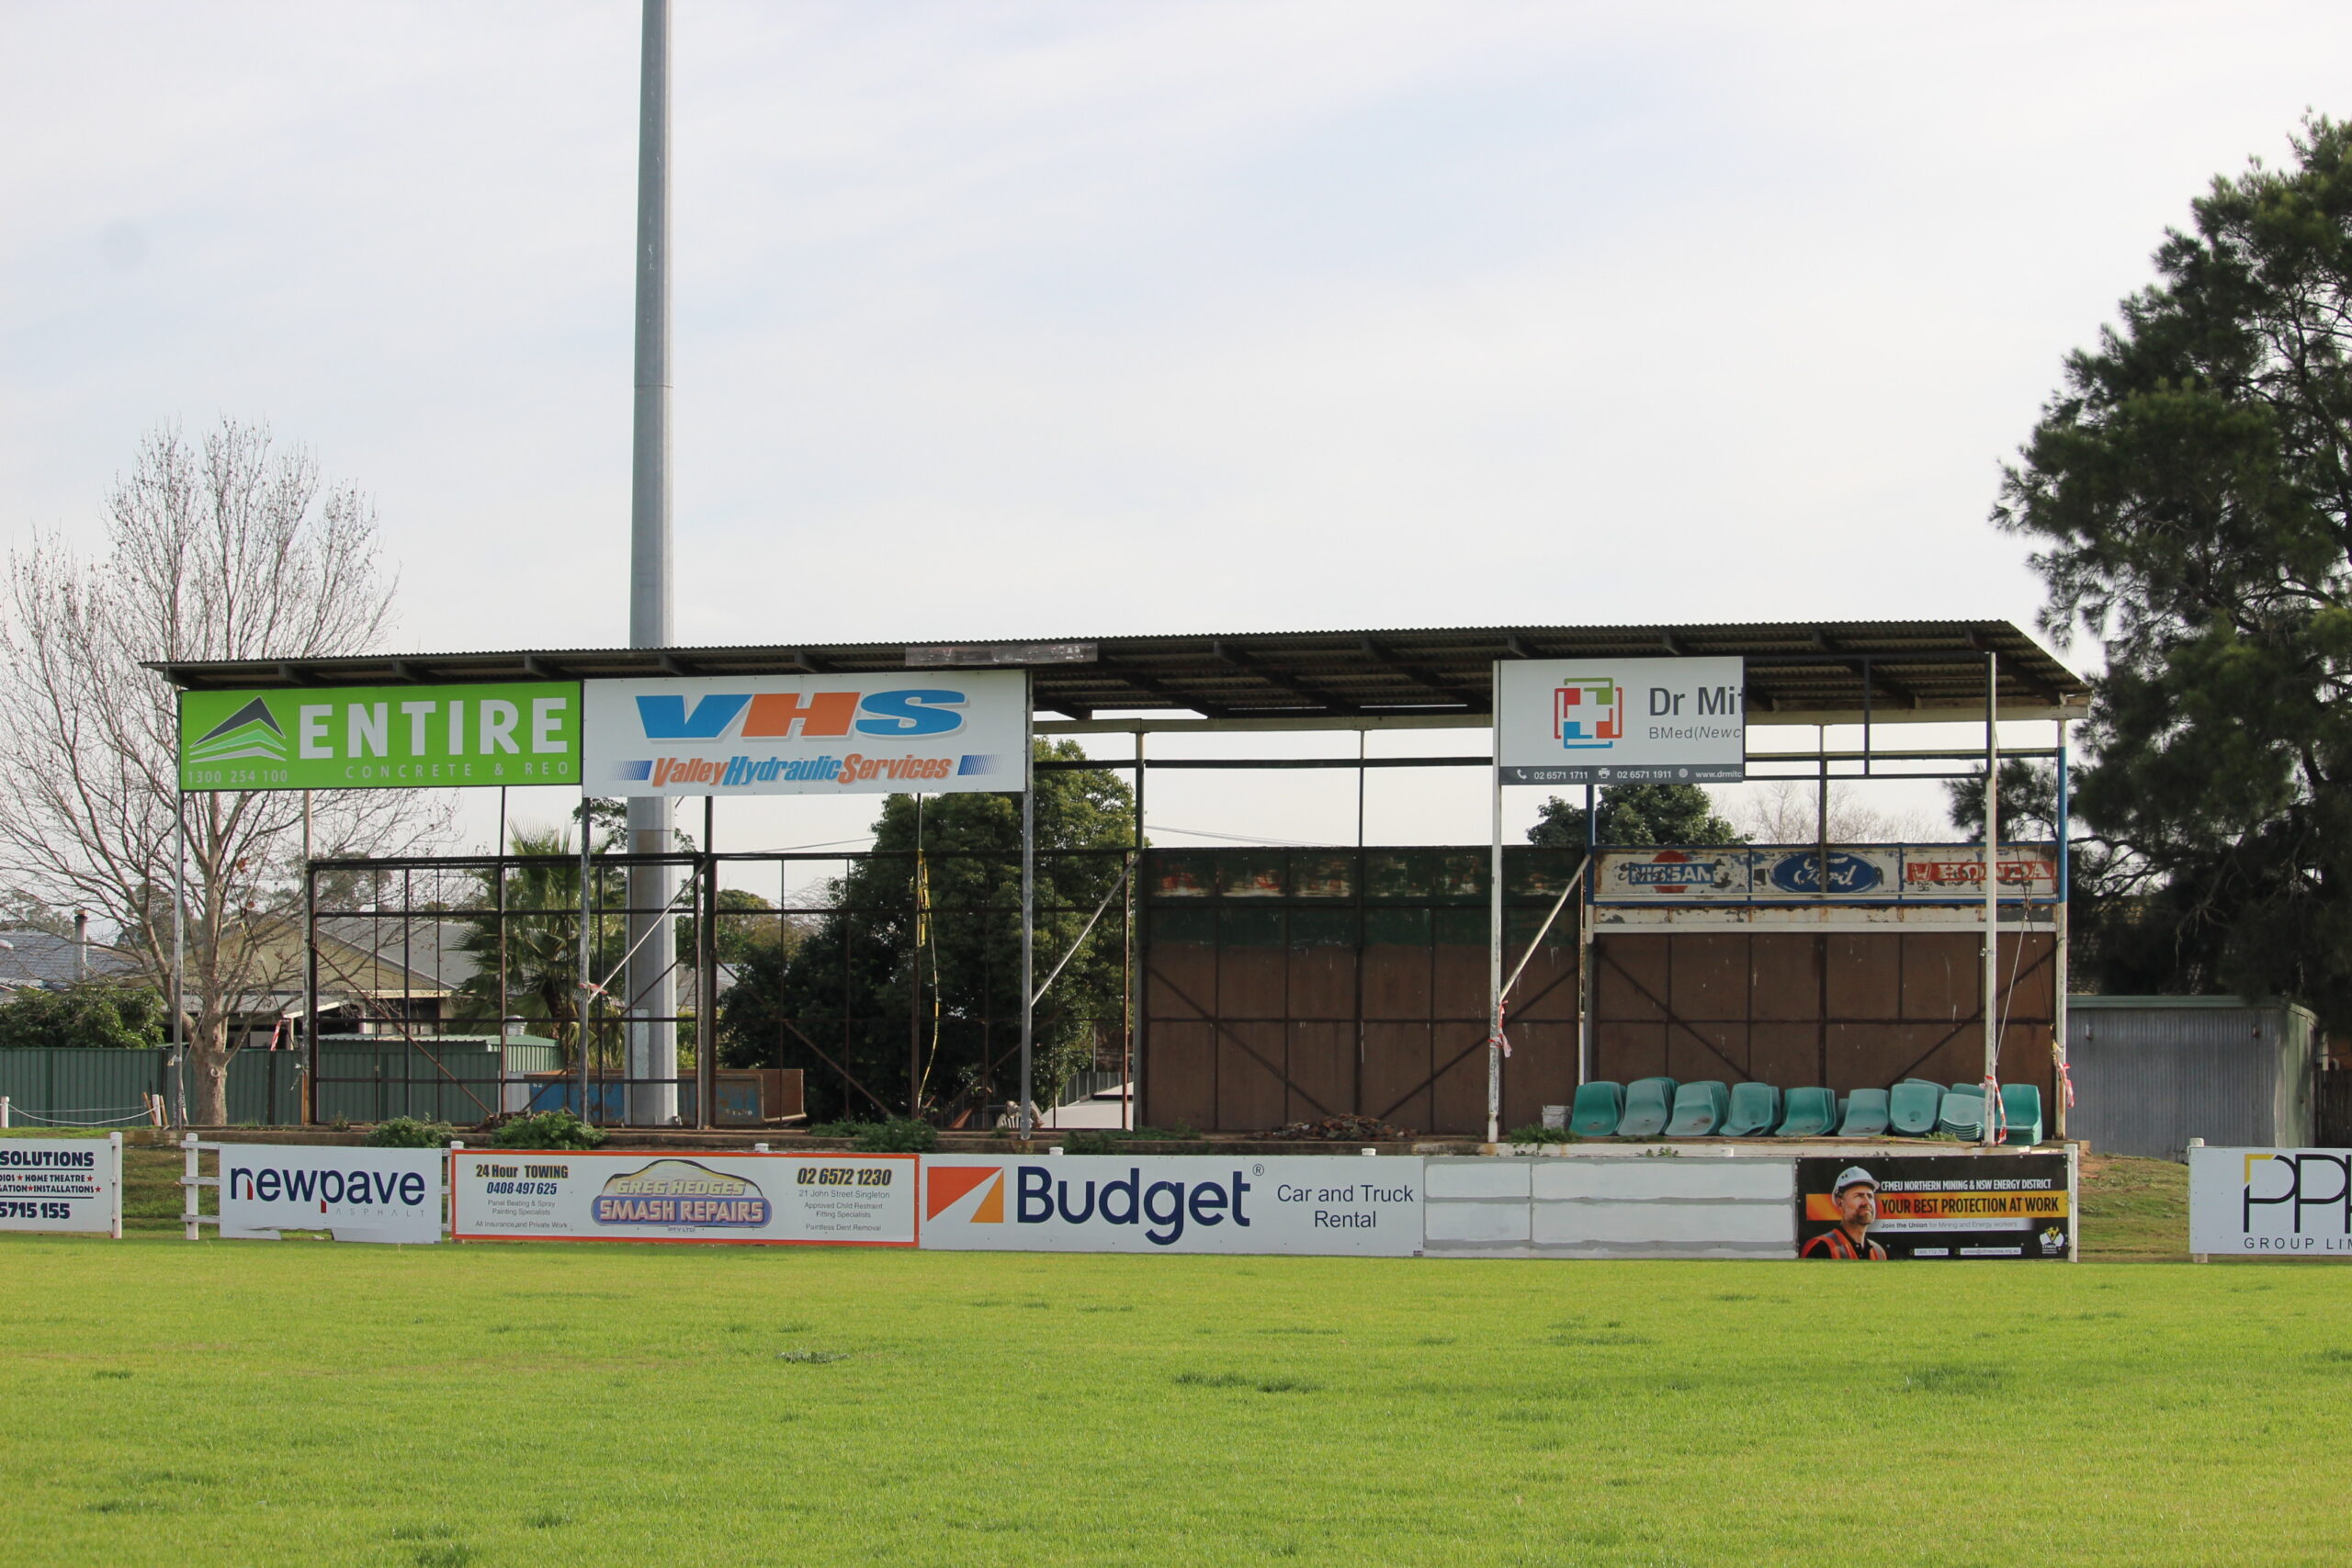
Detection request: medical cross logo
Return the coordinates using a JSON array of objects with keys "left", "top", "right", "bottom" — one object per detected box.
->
[
  {"left": 1553, "top": 679, "right": 1621, "bottom": 750},
  {"left": 926, "top": 1166, "right": 1006, "bottom": 1224}
]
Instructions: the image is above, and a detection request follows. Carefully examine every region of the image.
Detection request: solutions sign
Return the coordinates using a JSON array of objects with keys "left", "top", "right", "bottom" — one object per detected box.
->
[
  {"left": 581, "top": 671, "right": 1030, "bottom": 795},
  {"left": 1495, "top": 658, "right": 1745, "bottom": 785},
  {"left": 178, "top": 682, "right": 581, "bottom": 792}
]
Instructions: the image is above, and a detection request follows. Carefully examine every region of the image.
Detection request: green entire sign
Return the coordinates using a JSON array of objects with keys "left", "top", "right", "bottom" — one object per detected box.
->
[{"left": 177, "top": 682, "right": 582, "bottom": 792}]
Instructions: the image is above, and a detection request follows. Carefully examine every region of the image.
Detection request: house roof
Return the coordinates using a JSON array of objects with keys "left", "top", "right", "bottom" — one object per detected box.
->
[{"left": 0, "top": 930, "right": 141, "bottom": 991}]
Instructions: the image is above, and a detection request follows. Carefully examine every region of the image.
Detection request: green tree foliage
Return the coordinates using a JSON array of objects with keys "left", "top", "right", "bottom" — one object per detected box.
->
[
  {"left": 0, "top": 983, "right": 166, "bottom": 1050},
  {"left": 1527, "top": 784, "right": 1746, "bottom": 849},
  {"left": 449, "top": 813, "right": 628, "bottom": 1066},
  {"left": 1995, "top": 117, "right": 2352, "bottom": 1017},
  {"left": 718, "top": 742, "right": 1136, "bottom": 1122}
]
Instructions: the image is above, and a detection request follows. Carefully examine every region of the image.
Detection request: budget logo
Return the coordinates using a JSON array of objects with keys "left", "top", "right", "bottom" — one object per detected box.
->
[
  {"left": 927, "top": 1166, "right": 1006, "bottom": 1223},
  {"left": 185, "top": 697, "right": 289, "bottom": 765},
  {"left": 592, "top": 1159, "right": 770, "bottom": 1227},
  {"left": 1553, "top": 680, "right": 1620, "bottom": 750}
]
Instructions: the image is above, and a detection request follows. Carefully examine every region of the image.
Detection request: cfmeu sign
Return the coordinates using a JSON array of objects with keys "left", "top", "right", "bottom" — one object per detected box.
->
[
  {"left": 582, "top": 671, "right": 1030, "bottom": 796},
  {"left": 2189, "top": 1146, "right": 2352, "bottom": 1255}
]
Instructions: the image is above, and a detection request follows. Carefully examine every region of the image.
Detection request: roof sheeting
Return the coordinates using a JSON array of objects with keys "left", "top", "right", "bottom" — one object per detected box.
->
[{"left": 148, "top": 620, "right": 2087, "bottom": 723}]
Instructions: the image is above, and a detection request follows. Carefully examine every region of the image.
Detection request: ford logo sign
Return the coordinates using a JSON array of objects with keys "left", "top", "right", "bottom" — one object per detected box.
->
[{"left": 1765, "top": 851, "right": 1883, "bottom": 895}]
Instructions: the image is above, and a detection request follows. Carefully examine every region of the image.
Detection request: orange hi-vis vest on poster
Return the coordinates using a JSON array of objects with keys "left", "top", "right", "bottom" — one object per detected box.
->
[{"left": 1802, "top": 1228, "right": 1887, "bottom": 1260}]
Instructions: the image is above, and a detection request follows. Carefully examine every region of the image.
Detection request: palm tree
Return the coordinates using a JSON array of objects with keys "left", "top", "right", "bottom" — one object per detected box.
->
[{"left": 452, "top": 824, "right": 627, "bottom": 1069}]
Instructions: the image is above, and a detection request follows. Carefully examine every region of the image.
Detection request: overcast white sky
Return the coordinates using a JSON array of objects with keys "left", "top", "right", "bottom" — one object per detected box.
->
[{"left": 5, "top": 1, "right": 2346, "bottom": 858}]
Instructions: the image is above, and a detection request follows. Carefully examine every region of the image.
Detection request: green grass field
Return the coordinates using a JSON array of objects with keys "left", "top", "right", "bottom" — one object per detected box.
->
[{"left": 4, "top": 1151, "right": 2346, "bottom": 1567}]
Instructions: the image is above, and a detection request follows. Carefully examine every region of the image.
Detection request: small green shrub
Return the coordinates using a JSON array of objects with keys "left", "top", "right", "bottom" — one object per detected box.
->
[
  {"left": 853, "top": 1117, "right": 937, "bottom": 1154},
  {"left": 804, "top": 1120, "right": 867, "bottom": 1139},
  {"left": 493, "top": 1111, "right": 605, "bottom": 1151},
  {"left": 1060, "top": 1126, "right": 1201, "bottom": 1153},
  {"left": 366, "top": 1118, "right": 457, "bottom": 1148},
  {"left": 1505, "top": 1124, "right": 1578, "bottom": 1146}
]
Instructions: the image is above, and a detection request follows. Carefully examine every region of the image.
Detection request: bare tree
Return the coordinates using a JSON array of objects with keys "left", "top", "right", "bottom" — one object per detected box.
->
[
  {"left": 1724, "top": 780, "right": 1942, "bottom": 845},
  {"left": 0, "top": 421, "right": 446, "bottom": 1122}
]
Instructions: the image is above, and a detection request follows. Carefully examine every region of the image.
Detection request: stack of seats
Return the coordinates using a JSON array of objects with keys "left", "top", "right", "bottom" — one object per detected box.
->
[
  {"left": 1614, "top": 1077, "right": 1679, "bottom": 1138},
  {"left": 1662, "top": 1081, "right": 1730, "bottom": 1137},
  {"left": 1541, "top": 1075, "right": 2049, "bottom": 1144},
  {"left": 1569, "top": 1080, "right": 1625, "bottom": 1137},
  {"left": 1774, "top": 1088, "right": 1838, "bottom": 1138},
  {"left": 1837, "top": 1088, "right": 1891, "bottom": 1137},
  {"left": 1888, "top": 1079, "right": 1943, "bottom": 1135},
  {"left": 1718, "top": 1082, "right": 1781, "bottom": 1138},
  {"left": 1937, "top": 1085, "right": 1987, "bottom": 1139},
  {"left": 1999, "top": 1083, "right": 2044, "bottom": 1145}
]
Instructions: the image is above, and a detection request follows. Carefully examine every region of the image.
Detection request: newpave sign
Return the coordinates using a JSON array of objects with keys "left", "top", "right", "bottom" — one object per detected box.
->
[{"left": 178, "top": 682, "right": 582, "bottom": 792}]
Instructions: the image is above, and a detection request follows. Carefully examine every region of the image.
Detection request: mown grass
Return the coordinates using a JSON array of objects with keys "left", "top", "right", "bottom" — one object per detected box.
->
[{"left": 6, "top": 1229, "right": 2352, "bottom": 1567}]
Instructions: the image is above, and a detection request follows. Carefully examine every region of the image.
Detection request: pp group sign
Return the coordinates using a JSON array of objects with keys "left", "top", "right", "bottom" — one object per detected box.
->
[
  {"left": 449, "top": 1150, "right": 917, "bottom": 1246},
  {"left": 922, "top": 1156, "right": 1423, "bottom": 1256},
  {"left": 1496, "top": 658, "right": 1745, "bottom": 785},
  {"left": 2189, "top": 1146, "right": 2352, "bottom": 1256},
  {"left": 179, "top": 682, "right": 581, "bottom": 792},
  {"left": 580, "top": 671, "right": 1029, "bottom": 796}
]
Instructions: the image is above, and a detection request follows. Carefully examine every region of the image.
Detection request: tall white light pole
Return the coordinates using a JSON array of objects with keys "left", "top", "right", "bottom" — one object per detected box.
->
[{"left": 626, "top": 0, "right": 679, "bottom": 1125}]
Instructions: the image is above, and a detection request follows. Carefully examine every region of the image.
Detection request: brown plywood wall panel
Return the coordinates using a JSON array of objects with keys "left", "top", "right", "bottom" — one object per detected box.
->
[
  {"left": 1666, "top": 1018, "right": 1749, "bottom": 1086},
  {"left": 1215, "top": 1021, "right": 1288, "bottom": 1131},
  {"left": 1362, "top": 1021, "right": 1433, "bottom": 1130},
  {"left": 1142, "top": 1021, "right": 1216, "bottom": 1131},
  {"left": 1216, "top": 944, "right": 1286, "bottom": 1022},
  {"left": 1900, "top": 933, "right": 1979, "bottom": 1022},
  {"left": 1430, "top": 946, "right": 1488, "bottom": 1023},
  {"left": 1825, "top": 934, "right": 1901, "bottom": 1018},
  {"left": 1285, "top": 1022, "right": 1352, "bottom": 1123},
  {"left": 1146, "top": 945, "right": 1215, "bottom": 1021},
  {"left": 1596, "top": 941, "right": 1670, "bottom": 1022},
  {"left": 1748, "top": 1021, "right": 1824, "bottom": 1089},
  {"left": 1502, "top": 1023, "right": 1579, "bottom": 1129},
  {"left": 1285, "top": 944, "right": 1357, "bottom": 1021},
  {"left": 1594, "top": 1021, "right": 1668, "bottom": 1085},
  {"left": 1362, "top": 946, "right": 1432, "bottom": 1021},
  {"left": 1668, "top": 934, "right": 1749, "bottom": 1021},
  {"left": 1748, "top": 934, "right": 1823, "bottom": 1021},
  {"left": 1507, "top": 945, "right": 1580, "bottom": 1021},
  {"left": 1430, "top": 1032, "right": 1490, "bottom": 1135}
]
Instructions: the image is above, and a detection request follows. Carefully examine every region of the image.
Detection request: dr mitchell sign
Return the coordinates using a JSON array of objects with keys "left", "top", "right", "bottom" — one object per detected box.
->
[{"left": 1495, "top": 658, "right": 1746, "bottom": 785}]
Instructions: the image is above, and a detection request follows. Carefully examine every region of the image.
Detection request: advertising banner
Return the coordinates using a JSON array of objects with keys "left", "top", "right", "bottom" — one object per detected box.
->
[
  {"left": 0, "top": 1137, "right": 120, "bottom": 1236},
  {"left": 1495, "top": 658, "right": 1745, "bottom": 786},
  {"left": 2188, "top": 1146, "right": 2352, "bottom": 1257},
  {"left": 449, "top": 1150, "right": 917, "bottom": 1246},
  {"left": 1795, "top": 1154, "right": 2072, "bottom": 1259},
  {"left": 178, "top": 682, "right": 581, "bottom": 793},
  {"left": 920, "top": 1156, "right": 1423, "bottom": 1256},
  {"left": 217, "top": 1145, "right": 443, "bottom": 1244},
  {"left": 1594, "top": 845, "right": 2060, "bottom": 904},
  {"left": 580, "top": 671, "right": 1030, "bottom": 796}
]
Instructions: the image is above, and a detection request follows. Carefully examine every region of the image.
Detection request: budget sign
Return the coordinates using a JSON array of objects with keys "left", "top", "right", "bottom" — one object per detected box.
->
[
  {"left": 580, "top": 671, "right": 1030, "bottom": 796},
  {"left": 921, "top": 1156, "right": 1424, "bottom": 1256},
  {"left": 178, "top": 682, "right": 582, "bottom": 792},
  {"left": 1495, "top": 658, "right": 1745, "bottom": 786}
]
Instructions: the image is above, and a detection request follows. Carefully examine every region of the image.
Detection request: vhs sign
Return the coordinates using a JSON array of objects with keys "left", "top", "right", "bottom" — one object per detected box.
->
[
  {"left": 450, "top": 1151, "right": 916, "bottom": 1247},
  {"left": 921, "top": 1156, "right": 1423, "bottom": 1256},
  {"left": 582, "top": 671, "right": 1029, "bottom": 797},
  {"left": 0, "top": 1136, "right": 121, "bottom": 1236}
]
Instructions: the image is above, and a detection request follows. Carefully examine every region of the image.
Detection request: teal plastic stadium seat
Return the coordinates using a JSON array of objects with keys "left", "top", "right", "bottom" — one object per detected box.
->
[
  {"left": 1719, "top": 1082, "right": 1781, "bottom": 1138},
  {"left": 1999, "top": 1083, "right": 2044, "bottom": 1145},
  {"left": 1937, "top": 1089, "right": 1985, "bottom": 1138},
  {"left": 1774, "top": 1087, "right": 1838, "bottom": 1138},
  {"left": 1950, "top": 1083, "right": 1984, "bottom": 1097},
  {"left": 1888, "top": 1080, "right": 1941, "bottom": 1135},
  {"left": 1569, "top": 1081, "right": 1625, "bottom": 1138},
  {"left": 1616, "top": 1077, "right": 1679, "bottom": 1139},
  {"left": 1838, "top": 1088, "right": 1891, "bottom": 1138},
  {"left": 1664, "top": 1080, "right": 1730, "bottom": 1137}
]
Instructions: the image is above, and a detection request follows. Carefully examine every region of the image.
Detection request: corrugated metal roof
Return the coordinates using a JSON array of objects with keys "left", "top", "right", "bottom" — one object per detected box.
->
[{"left": 146, "top": 619, "right": 2088, "bottom": 722}]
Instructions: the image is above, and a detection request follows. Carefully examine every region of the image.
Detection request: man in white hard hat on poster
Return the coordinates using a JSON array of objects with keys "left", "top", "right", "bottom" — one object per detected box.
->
[{"left": 1801, "top": 1166, "right": 1888, "bottom": 1259}]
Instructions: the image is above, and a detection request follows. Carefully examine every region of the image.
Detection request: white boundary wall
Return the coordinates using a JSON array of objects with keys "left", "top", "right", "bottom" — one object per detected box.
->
[{"left": 1425, "top": 1155, "right": 1794, "bottom": 1258}]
